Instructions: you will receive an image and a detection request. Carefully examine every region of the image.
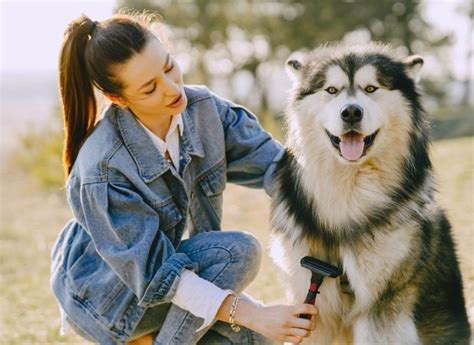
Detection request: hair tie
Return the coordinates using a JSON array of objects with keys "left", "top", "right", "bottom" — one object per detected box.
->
[{"left": 91, "top": 20, "right": 99, "bottom": 34}]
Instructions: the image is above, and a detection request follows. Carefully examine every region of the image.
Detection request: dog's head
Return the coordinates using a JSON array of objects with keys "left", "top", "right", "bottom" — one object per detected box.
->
[{"left": 286, "top": 43, "right": 424, "bottom": 165}]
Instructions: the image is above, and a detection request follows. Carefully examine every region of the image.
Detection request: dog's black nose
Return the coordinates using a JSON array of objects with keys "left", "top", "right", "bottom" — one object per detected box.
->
[{"left": 341, "top": 104, "right": 363, "bottom": 124}]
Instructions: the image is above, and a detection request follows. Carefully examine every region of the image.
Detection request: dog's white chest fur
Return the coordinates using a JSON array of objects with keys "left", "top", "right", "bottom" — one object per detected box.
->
[
  {"left": 271, "top": 225, "right": 413, "bottom": 307},
  {"left": 270, "top": 223, "right": 418, "bottom": 344}
]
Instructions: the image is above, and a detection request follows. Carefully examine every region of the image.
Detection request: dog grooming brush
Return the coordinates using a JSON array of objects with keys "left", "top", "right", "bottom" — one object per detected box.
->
[{"left": 299, "top": 256, "right": 341, "bottom": 319}]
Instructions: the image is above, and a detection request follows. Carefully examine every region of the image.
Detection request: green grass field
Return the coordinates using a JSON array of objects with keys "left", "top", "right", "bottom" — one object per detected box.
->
[{"left": 1, "top": 137, "right": 472, "bottom": 343}]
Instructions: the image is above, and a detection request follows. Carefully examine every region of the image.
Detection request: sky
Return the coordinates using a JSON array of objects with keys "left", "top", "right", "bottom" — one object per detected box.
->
[
  {"left": 0, "top": 0, "right": 472, "bottom": 79},
  {"left": 1, "top": 0, "right": 116, "bottom": 74}
]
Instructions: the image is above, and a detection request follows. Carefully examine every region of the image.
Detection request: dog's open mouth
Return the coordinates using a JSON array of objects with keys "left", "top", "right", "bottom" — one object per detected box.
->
[{"left": 325, "top": 129, "right": 379, "bottom": 161}]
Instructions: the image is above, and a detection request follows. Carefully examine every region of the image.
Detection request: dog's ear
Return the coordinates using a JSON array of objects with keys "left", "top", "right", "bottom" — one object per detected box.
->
[
  {"left": 286, "top": 52, "right": 305, "bottom": 83},
  {"left": 403, "top": 55, "right": 423, "bottom": 82}
]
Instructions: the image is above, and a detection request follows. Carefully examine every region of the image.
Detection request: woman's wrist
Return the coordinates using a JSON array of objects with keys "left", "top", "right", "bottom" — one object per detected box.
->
[
  {"left": 215, "top": 293, "right": 261, "bottom": 331},
  {"left": 232, "top": 296, "right": 261, "bottom": 330}
]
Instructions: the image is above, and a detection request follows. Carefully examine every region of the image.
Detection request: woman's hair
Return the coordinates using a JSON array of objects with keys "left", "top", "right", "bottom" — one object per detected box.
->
[{"left": 59, "top": 11, "right": 160, "bottom": 178}]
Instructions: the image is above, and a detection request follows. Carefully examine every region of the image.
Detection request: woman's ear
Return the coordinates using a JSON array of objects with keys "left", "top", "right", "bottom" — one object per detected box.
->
[{"left": 104, "top": 93, "right": 127, "bottom": 107}]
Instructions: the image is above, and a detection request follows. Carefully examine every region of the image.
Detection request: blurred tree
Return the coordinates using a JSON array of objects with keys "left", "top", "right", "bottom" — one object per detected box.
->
[
  {"left": 116, "top": 0, "right": 454, "bottom": 115},
  {"left": 457, "top": 0, "right": 473, "bottom": 106}
]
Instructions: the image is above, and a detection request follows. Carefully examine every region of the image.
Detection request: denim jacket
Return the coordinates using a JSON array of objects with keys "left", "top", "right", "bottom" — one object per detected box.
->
[{"left": 50, "top": 85, "right": 283, "bottom": 342}]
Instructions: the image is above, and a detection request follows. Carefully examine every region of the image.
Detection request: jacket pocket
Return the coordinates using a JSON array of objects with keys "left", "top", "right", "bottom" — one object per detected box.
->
[
  {"left": 152, "top": 198, "right": 183, "bottom": 232},
  {"left": 196, "top": 162, "right": 226, "bottom": 229},
  {"left": 198, "top": 162, "right": 226, "bottom": 197}
]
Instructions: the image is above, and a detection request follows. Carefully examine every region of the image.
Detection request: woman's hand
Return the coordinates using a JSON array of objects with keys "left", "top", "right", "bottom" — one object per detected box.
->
[
  {"left": 245, "top": 303, "right": 318, "bottom": 343},
  {"left": 216, "top": 295, "right": 318, "bottom": 344}
]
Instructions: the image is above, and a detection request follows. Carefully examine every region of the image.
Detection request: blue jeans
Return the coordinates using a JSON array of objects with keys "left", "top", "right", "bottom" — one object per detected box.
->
[{"left": 65, "top": 231, "right": 278, "bottom": 344}]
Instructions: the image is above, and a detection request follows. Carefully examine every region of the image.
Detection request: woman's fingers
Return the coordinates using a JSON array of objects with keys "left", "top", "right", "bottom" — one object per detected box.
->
[
  {"left": 289, "top": 327, "right": 311, "bottom": 338},
  {"left": 288, "top": 304, "right": 318, "bottom": 330},
  {"left": 292, "top": 303, "right": 319, "bottom": 317},
  {"left": 285, "top": 335, "right": 305, "bottom": 344},
  {"left": 282, "top": 305, "right": 318, "bottom": 343},
  {"left": 289, "top": 315, "right": 316, "bottom": 330},
  {"left": 255, "top": 303, "right": 318, "bottom": 343}
]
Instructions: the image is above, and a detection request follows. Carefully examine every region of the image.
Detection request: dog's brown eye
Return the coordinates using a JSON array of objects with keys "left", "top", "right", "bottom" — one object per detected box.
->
[
  {"left": 326, "top": 87, "right": 338, "bottom": 94},
  {"left": 365, "top": 85, "right": 378, "bottom": 93}
]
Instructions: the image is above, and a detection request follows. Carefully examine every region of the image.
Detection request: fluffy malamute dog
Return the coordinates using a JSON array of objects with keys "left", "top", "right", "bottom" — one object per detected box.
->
[{"left": 269, "top": 43, "right": 471, "bottom": 344}]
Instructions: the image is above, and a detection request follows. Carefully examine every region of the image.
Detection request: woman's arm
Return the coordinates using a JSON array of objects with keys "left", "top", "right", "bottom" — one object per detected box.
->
[
  {"left": 211, "top": 91, "right": 284, "bottom": 195},
  {"left": 215, "top": 294, "right": 318, "bottom": 344},
  {"left": 171, "top": 269, "right": 233, "bottom": 330},
  {"left": 172, "top": 270, "right": 318, "bottom": 343}
]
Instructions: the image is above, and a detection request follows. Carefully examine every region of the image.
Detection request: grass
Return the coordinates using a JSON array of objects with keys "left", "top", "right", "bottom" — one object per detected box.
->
[{"left": 0, "top": 136, "right": 472, "bottom": 343}]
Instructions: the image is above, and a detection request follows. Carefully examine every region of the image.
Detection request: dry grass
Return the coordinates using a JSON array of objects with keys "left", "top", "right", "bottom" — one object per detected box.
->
[
  {"left": 0, "top": 137, "right": 472, "bottom": 343},
  {"left": 429, "top": 137, "right": 474, "bottom": 317}
]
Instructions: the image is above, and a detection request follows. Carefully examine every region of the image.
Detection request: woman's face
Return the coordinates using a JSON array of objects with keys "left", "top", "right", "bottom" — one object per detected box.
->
[{"left": 112, "top": 36, "right": 187, "bottom": 120}]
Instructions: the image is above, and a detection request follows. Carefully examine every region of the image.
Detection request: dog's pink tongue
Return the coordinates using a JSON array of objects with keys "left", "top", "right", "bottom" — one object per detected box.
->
[{"left": 340, "top": 132, "right": 365, "bottom": 161}]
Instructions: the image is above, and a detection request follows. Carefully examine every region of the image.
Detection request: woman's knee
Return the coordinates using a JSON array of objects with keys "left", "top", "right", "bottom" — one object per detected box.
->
[
  {"left": 222, "top": 231, "right": 262, "bottom": 288},
  {"left": 231, "top": 232, "right": 262, "bottom": 272},
  {"left": 181, "top": 231, "right": 263, "bottom": 291}
]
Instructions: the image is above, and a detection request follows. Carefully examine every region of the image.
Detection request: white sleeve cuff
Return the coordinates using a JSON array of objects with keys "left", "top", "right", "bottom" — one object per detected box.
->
[{"left": 171, "top": 269, "right": 233, "bottom": 332}]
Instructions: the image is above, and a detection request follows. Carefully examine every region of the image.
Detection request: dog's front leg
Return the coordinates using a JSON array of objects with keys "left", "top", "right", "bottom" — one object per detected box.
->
[{"left": 352, "top": 312, "right": 420, "bottom": 345}]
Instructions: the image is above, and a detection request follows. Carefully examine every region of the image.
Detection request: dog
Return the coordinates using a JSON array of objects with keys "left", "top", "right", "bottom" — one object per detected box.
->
[{"left": 269, "top": 42, "right": 471, "bottom": 344}]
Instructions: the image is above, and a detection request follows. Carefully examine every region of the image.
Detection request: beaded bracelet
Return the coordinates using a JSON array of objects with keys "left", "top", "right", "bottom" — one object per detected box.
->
[{"left": 228, "top": 293, "right": 241, "bottom": 332}]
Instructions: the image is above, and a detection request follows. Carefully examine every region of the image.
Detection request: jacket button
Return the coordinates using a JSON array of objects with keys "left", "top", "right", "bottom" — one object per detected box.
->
[{"left": 190, "top": 192, "right": 195, "bottom": 200}]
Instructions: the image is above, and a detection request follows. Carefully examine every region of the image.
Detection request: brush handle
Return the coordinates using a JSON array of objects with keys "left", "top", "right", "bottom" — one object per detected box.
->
[{"left": 300, "top": 281, "right": 319, "bottom": 319}]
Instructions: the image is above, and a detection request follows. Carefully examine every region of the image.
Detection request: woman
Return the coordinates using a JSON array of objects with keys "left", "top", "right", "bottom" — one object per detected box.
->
[{"left": 50, "top": 12, "right": 318, "bottom": 344}]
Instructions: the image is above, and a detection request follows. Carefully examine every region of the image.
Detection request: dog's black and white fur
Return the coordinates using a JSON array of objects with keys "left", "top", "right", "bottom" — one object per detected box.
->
[{"left": 269, "top": 43, "right": 471, "bottom": 344}]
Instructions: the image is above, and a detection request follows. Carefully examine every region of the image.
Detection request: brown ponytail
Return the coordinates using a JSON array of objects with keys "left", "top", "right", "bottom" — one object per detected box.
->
[
  {"left": 58, "top": 12, "right": 156, "bottom": 178},
  {"left": 59, "top": 15, "right": 98, "bottom": 177}
]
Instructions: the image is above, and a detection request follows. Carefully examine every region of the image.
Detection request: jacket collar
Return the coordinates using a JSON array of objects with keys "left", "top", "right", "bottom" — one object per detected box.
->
[{"left": 115, "top": 105, "right": 204, "bottom": 182}]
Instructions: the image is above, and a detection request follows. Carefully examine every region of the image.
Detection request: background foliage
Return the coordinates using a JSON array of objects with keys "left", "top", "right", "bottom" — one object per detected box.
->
[{"left": 117, "top": 0, "right": 472, "bottom": 115}]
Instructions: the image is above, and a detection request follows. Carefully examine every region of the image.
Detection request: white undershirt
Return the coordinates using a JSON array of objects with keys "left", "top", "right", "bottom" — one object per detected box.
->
[
  {"left": 138, "top": 114, "right": 232, "bottom": 331},
  {"left": 137, "top": 114, "right": 184, "bottom": 172}
]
